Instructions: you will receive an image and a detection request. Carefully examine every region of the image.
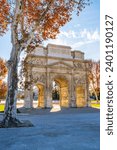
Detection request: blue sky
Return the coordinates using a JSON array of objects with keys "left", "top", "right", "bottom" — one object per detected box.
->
[{"left": 0, "top": 0, "right": 100, "bottom": 60}]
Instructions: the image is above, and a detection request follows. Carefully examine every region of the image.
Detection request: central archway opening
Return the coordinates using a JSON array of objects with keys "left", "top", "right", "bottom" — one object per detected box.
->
[
  {"left": 52, "top": 77, "right": 69, "bottom": 108},
  {"left": 52, "top": 81, "right": 60, "bottom": 104}
]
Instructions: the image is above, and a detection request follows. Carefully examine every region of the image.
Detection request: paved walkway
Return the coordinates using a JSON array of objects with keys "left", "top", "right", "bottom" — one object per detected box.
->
[{"left": 0, "top": 108, "right": 100, "bottom": 150}]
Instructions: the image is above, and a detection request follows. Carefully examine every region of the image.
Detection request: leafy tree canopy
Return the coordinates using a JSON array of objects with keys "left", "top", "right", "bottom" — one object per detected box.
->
[{"left": 0, "top": 0, "right": 90, "bottom": 51}]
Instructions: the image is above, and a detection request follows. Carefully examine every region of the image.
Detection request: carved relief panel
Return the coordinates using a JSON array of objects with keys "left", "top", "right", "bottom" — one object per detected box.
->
[
  {"left": 73, "top": 75, "right": 86, "bottom": 85},
  {"left": 27, "top": 57, "right": 46, "bottom": 66},
  {"left": 32, "top": 72, "right": 46, "bottom": 84},
  {"left": 73, "top": 62, "right": 85, "bottom": 71}
]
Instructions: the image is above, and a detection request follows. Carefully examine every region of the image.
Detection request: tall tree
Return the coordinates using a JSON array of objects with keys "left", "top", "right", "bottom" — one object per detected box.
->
[
  {"left": 0, "top": 0, "right": 90, "bottom": 127},
  {"left": 88, "top": 60, "right": 100, "bottom": 101}
]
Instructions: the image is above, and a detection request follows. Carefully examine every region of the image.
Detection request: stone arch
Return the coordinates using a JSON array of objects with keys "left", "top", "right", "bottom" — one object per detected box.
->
[
  {"left": 32, "top": 82, "right": 45, "bottom": 108},
  {"left": 52, "top": 75, "right": 70, "bottom": 107},
  {"left": 37, "top": 84, "right": 45, "bottom": 108}
]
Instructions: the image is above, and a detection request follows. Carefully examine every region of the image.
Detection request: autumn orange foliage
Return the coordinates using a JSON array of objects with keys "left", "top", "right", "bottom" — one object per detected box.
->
[
  {"left": 0, "top": 58, "right": 7, "bottom": 99},
  {"left": 0, "top": 0, "right": 90, "bottom": 45},
  {"left": 0, "top": 82, "right": 7, "bottom": 99},
  {"left": 0, "top": 0, "right": 10, "bottom": 35},
  {"left": 0, "top": 58, "right": 7, "bottom": 79}
]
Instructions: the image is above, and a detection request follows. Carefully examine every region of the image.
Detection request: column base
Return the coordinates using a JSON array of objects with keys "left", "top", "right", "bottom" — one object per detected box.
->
[
  {"left": 24, "top": 89, "right": 33, "bottom": 108},
  {"left": 24, "top": 99, "right": 33, "bottom": 108},
  {"left": 70, "top": 98, "right": 77, "bottom": 108},
  {"left": 45, "top": 98, "right": 52, "bottom": 108}
]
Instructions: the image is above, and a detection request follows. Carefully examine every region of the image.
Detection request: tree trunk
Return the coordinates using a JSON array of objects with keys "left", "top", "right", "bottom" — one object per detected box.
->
[
  {"left": 92, "top": 86, "right": 98, "bottom": 103},
  {"left": 91, "top": 81, "right": 98, "bottom": 103},
  {"left": 93, "top": 90, "right": 98, "bottom": 103},
  {"left": 0, "top": 45, "right": 33, "bottom": 128}
]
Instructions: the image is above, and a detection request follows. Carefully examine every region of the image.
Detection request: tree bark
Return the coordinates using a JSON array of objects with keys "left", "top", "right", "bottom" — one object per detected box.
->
[
  {"left": 0, "top": 45, "right": 33, "bottom": 128},
  {"left": 0, "top": 0, "right": 33, "bottom": 127},
  {"left": 91, "top": 83, "right": 98, "bottom": 103}
]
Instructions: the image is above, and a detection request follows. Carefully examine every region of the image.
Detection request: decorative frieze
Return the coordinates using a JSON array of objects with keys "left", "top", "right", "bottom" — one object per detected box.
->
[
  {"left": 32, "top": 73, "right": 46, "bottom": 84},
  {"left": 27, "top": 58, "right": 46, "bottom": 66},
  {"left": 73, "top": 75, "right": 86, "bottom": 85}
]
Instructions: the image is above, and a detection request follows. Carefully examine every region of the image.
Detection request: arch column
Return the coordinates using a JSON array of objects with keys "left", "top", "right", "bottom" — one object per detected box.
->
[
  {"left": 76, "top": 84, "right": 86, "bottom": 107},
  {"left": 37, "top": 84, "right": 45, "bottom": 108},
  {"left": 24, "top": 66, "right": 33, "bottom": 108},
  {"left": 60, "top": 86, "right": 69, "bottom": 107},
  {"left": 45, "top": 72, "right": 52, "bottom": 108},
  {"left": 24, "top": 87, "right": 33, "bottom": 108},
  {"left": 70, "top": 74, "right": 77, "bottom": 107}
]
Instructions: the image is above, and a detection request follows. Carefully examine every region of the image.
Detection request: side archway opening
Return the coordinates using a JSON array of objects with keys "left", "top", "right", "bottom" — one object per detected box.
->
[{"left": 33, "top": 84, "right": 45, "bottom": 108}]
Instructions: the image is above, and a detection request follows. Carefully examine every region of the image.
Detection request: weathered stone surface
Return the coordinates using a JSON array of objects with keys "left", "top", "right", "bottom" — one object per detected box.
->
[
  {"left": 24, "top": 44, "right": 89, "bottom": 108},
  {"left": 0, "top": 108, "right": 100, "bottom": 150}
]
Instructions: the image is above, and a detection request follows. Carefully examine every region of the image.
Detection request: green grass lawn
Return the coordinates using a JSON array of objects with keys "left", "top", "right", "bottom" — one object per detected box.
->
[
  {"left": 0, "top": 101, "right": 100, "bottom": 112},
  {"left": 0, "top": 104, "right": 5, "bottom": 112},
  {"left": 90, "top": 100, "right": 100, "bottom": 109}
]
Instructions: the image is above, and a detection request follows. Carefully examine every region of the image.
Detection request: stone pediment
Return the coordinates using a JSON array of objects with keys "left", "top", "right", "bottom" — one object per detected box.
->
[{"left": 48, "top": 61, "right": 73, "bottom": 69}]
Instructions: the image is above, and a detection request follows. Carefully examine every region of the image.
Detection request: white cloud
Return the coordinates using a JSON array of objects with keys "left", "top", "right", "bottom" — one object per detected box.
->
[
  {"left": 73, "top": 24, "right": 81, "bottom": 28},
  {"left": 60, "top": 30, "right": 77, "bottom": 38},
  {"left": 72, "top": 41, "right": 88, "bottom": 49},
  {"left": 44, "top": 28, "right": 100, "bottom": 50},
  {"left": 80, "top": 28, "right": 100, "bottom": 41},
  {"left": 46, "top": 38, "right": 68, "bottom": 46}
]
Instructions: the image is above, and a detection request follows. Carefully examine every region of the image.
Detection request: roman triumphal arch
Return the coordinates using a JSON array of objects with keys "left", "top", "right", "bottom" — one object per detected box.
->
[{"left": 24, "top": 44, "right": 89, "bottom": 108}]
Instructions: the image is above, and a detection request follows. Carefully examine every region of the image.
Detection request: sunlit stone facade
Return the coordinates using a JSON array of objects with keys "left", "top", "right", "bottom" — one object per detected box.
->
[{"left": 24, "top": 44, "right": 89, "bottom": 108}]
